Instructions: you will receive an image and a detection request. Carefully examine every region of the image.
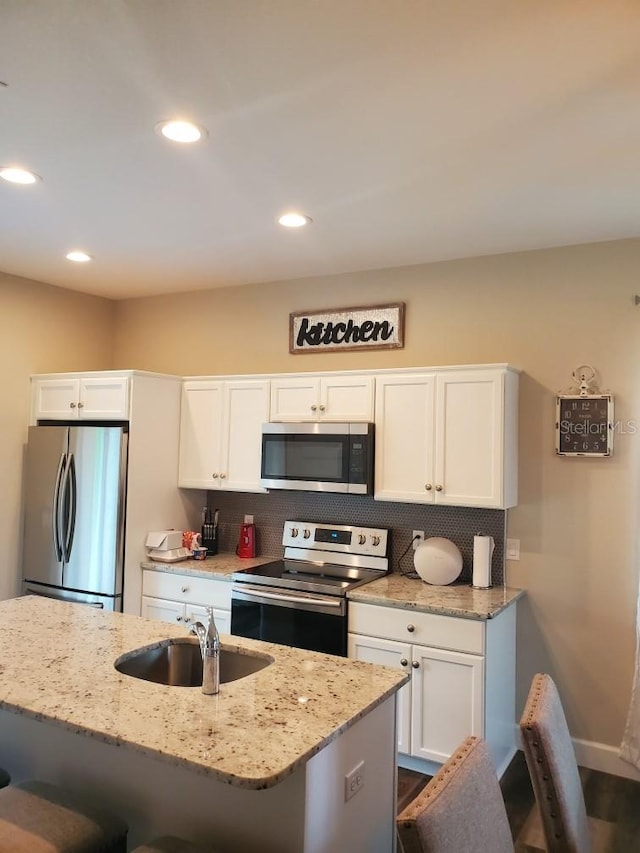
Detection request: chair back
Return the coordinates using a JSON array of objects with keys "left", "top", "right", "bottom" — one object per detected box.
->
[
  {"left": 519, "top": 673, "right": 591, "bottom": 853},
  {"left": 396, "top": 736, "right": 514, "bottom": 853}
]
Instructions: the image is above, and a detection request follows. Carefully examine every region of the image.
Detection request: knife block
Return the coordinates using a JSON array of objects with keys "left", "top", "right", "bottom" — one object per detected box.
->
[{"left": 201, "top": 526, "right": 218, "bottom": 557}]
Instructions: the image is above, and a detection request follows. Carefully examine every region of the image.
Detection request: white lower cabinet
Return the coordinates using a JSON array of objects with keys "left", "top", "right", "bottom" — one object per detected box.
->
[
  {"left": 141, "top": 570, "right": 231, "bottom": 634},
  {"left": 348, "top": 600, "right": 516, "bottom": 776}
]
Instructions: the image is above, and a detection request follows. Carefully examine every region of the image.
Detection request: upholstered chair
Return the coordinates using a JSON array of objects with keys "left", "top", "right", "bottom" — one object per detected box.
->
[
  {"left": 396, "top": 735, "right": 514, "bottom": 853},
  {"left": 520, "top": 672, "right": 599, "bottom": 853}
]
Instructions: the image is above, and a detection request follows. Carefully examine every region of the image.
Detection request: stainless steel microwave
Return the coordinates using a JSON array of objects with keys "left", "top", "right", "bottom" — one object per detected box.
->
[{"left": 260, "top": 422, "right": 374, "bottom": 494}]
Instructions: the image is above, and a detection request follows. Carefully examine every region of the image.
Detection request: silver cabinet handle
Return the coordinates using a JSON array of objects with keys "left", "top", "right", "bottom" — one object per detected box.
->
[
  {"left": 400, "top": 658, "right": 408, "bottom": 667},
  {"left": 319, "top": 404, "right": 325, "bottom": 411},
  {"left": 176, "top": 615, "right": 183, "bottom": 622},
  {"left": 70, "top": 402, "right": 76, "bottom": 408},
  {"left": 180, "top": 585, "right": 189, "bottom": 593},
  {"left": 435, "top": 485, "right": 443, "bottom": 491},
  {"left": 425, "top": 483, "right": 432, "bottom": 491},
  {"left": 220, "top": 473, "right": 226, "bottom": 479},
  {"left": 311, "top": 404, "right": 317, "bottom": 411},
  {"left": 212, "top": 473, "right": 219, "bottom": 478},
  {"left": 77, "top": 402, "right": 84, "bottom": 408},
  {"left": 412, "top": 660, "right": 420, "bottom": 669},
  {"left": 407, "top": 624, "right": 415, "bottom": 633}
]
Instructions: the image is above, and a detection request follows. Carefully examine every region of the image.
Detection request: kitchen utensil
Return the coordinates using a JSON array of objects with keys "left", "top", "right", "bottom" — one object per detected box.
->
[
  {"left": 414, "top": 537, "right": 463, "bottom": 585},
  {"left": 472, "top": 534, "right": 495, "bottom": 588}
]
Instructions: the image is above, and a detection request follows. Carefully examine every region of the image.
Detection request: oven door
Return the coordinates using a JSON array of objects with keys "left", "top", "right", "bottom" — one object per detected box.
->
[{"left": 231, "top": 583, "right": 347, "bottom": 656}]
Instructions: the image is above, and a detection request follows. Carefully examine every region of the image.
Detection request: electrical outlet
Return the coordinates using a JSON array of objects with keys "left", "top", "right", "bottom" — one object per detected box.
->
[
  {"left": 344, "top": 760, "right": 365, "bottom": 801},
  {"left": 244, "top": 514, "right": 254, "bottom": 524},
  {"left": 412, "top": 530, "right": 425, "bottom": 549}
]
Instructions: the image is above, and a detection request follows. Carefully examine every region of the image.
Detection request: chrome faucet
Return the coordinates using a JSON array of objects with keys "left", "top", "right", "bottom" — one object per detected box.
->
[{"left": 188, "top": 606, "right": 220, "bottom": 695}]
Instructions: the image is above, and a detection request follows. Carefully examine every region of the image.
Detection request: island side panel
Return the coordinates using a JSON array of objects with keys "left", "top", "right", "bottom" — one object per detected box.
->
[
  {"left": 304, "top": 695, "right": 398, "bottom": 853},
  {"left": 0, "top": 709, "right": 307, "bottom": 852}
]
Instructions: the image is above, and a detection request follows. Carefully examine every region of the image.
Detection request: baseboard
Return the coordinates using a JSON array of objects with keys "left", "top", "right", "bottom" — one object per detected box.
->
[{"left": 572, "top": 737, "right": 640, "bottom": 782}]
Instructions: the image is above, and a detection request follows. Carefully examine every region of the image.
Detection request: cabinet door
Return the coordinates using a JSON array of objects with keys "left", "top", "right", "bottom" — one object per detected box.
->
[
  {"left": 78, "top": 377, "right": 130, "bottom": 419},
  {"left": 178, "top": 381, "right": 223, "bottom": 488},
  {"left": 221, "top": 380, "right": 269, "bottom": 492},
  {"left": 410, "top": 645, "right": 484, "bottom": 764},
  {"left": 141, "top": 595, "right": 186, "bottom": 625},
  {"left": 348, "top": 633, "right": 412, "bottom": 755},
  {"left": 433, "top": 371, "right": 504, "bottom": 507},
  {"left": 186, "top": 603, "right": 231, "bottom": 635},
  {"left": 33, "top": 378, "right": 80, "bottom": 419},
  {"left": 269, "top": 377, "right": 320, "bottom": 421},
  {"left": 321, "top": 376, "right": 374, "bottom": 421},
  {"left": 374, "top": 374, "right": 436, "bottom": 502}
]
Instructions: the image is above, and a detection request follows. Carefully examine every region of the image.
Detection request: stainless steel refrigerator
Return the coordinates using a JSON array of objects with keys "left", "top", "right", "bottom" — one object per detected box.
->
[{"left": 22, "top": 425, "right": 128, "bottom": 610}]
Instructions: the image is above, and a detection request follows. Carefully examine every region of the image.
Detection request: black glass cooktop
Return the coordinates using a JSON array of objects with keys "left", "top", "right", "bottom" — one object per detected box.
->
[{"left": 232, "top": 559, "right": 384, "bottom": 597}]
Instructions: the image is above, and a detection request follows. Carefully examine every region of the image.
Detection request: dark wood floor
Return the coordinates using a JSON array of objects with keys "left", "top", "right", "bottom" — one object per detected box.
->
[{"left": 398, "top": 751, "right": 640, "bottom": 852}]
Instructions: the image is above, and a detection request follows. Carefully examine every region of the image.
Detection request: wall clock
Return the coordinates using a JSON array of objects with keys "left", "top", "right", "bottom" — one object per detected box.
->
[{"left": 555, "top": 366, "right": 614, "bottom": 457}]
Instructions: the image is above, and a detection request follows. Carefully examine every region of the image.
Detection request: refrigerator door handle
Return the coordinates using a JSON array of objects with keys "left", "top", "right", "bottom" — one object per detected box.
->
[
  {"left": 62, "top": 453, "right": 77, "bottom": 563},
  {"left": 52, "top": 453, "right": 66, "bottom": 562}
]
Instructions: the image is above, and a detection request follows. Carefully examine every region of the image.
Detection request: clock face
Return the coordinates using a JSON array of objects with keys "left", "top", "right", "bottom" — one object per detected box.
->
[{"left": 556, "top": 395, "right": 613, "bottom": 456}]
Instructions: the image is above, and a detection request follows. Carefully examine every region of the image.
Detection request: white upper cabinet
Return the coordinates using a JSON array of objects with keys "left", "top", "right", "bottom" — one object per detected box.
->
[
  {"left": 270, "top": 374, "right": 374, "bottom": 422},
  {"left": 33, "top": 376, "right": 130, "bottom": 420},
  {"left": 179, "top": 379, "right": 270, "bottom": 492},
  {"left": 375, "top": 367, "right": 518, "bottom": 508}
]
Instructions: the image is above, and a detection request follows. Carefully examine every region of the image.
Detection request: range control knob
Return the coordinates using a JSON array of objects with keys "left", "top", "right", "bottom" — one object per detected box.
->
[
  {"left": 289, "top": 527, "right": 299, "bottom": 538},
  {"left": 303, "top": 528, "right": 311, "bottom": 539},
  {"left": 358, "top": 534, "right": 366, "bottom": 545},
  {"left": 371, "top": 535, "right": 381, "bottom": 547}
]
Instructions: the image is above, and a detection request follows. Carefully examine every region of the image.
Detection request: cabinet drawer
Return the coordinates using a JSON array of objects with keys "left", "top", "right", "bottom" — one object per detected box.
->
[
  {"left": 142, "top": 571, "right": 231, "bottom": 609},
  {"left": 348, "top": 602, "right": 484, "bottom": 654}
]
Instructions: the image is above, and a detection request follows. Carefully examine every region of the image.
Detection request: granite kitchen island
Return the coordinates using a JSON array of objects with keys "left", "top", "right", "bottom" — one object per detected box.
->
[{"left": 0, "top": 597, "right": 406, "bottom": 852}]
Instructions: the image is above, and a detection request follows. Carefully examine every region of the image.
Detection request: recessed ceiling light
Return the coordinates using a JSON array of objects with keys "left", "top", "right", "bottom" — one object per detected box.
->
[
  {"left": 155, "top": 120, "right": 207, "bottom": 143},
  {"left": 0, "top": 166, "right": 41, "bottom": 184},
  {"left": 66, "top": 251, "right": 92, "bottom": 263},
  {"left": 278, "top": 212, "right": 312, "bottom": 228}
]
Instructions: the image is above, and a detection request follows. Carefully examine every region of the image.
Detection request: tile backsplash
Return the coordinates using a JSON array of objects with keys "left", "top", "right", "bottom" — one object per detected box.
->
[{"left": 204, "top": 491, "right": 506, "bottom": 585}]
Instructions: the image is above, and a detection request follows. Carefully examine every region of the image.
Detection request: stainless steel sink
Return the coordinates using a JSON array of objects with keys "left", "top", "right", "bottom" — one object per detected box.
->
[{"left": 114, "top": 638, "right": 272, "bottom": 687}]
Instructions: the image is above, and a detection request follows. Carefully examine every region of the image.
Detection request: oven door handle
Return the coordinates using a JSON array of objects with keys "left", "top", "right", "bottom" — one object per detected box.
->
[{"left": 232, "top": 584, "right": 344, "bottom": 610}]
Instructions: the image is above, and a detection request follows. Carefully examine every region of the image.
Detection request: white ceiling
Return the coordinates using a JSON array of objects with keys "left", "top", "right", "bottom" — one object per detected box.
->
[{"left": 1, "top": 1, "right": 639, "bottom": 300}]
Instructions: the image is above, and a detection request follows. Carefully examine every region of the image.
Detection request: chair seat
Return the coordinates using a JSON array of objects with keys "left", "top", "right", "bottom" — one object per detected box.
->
[
  {"left": 132, "top": 837, "right": 216, "bottom": 853},
  {"left": 0, "top": 779, "right": 127, "bottom": 853}
]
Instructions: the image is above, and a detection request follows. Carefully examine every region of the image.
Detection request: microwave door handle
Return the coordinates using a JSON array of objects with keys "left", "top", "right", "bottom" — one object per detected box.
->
[{"left": 52, "top": 452, "right": 66, "bottom": 562}]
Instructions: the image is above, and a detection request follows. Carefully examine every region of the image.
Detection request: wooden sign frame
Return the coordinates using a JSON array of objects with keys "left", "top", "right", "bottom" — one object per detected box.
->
[{"left": 289, "top": 302, "right": 405, "bottom": 355}]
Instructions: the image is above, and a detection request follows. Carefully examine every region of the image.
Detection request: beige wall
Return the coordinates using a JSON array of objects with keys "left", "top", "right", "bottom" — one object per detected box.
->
[
  {"left": 0, "top": 271, "right": 115, "bottom": 601},
  {"left": 114, "top": 238, "right": 640, "bottom": 754}
]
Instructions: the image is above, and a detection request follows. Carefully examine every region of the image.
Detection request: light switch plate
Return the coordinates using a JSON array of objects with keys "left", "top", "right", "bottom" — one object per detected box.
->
[{"left": 506, "top": 539, "right": 520, "bottom": 560}]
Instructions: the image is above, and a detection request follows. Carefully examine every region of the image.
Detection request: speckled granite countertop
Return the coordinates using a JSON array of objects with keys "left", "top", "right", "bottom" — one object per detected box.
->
[
  {"left": 348, "top": 574, "right": 524, "bottom": 619},
  {"left": 140, "top": 552, "right": 277, "bottom": 580},
  {"left": 0, "top": 597, "right": 407, "bottom": 789}
]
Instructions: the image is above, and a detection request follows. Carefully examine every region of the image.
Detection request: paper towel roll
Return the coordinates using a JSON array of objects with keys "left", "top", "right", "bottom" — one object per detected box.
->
[{"left": 472, "top": 535, "right": 495, "bottom": 588}]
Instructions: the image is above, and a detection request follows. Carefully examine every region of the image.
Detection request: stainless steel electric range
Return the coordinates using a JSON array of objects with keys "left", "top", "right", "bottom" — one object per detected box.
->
[{"left": 230, "top": 520, "right": 389, "bottom": 656}]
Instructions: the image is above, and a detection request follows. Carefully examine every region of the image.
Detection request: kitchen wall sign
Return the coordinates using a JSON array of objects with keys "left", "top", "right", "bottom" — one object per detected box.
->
[
  {"left": 556, "top": 365, "right": 614, "bottom": 457},
  {"left": 290, "top": 302, "right": 405, "bottom": 354}
]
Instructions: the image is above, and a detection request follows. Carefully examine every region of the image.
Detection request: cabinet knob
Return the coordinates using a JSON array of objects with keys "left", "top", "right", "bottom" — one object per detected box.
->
[
  {"left": 220, "top": 473, "right": 226, "bottom": 479},
  {"left": 435, "top": 484, "right": 443, "bottom": 491},
  {"left": 212, "top": 473, "right": 219, "bottom": 479},
  {"left": 412, "top": 660, "right": 420, "bottom": 669},
  {"left": 407, "top": 624, "right": 415, "bottom": 633},
  {"left": 400, "top": 658, "right": 408, "bottom": 667},
  {"left": 181, "top": 585, "right": 189, "bottom": 593},
  {"left": 77, "top": 402, "right": 84, "bottom": 409},
  {"left": 70, "top": 402, "right": 76, "bottom": 409},
  {"left": 311, "top": 405, "right": 317, "bottom": 411},
  {"left": 176, "top": 615, "right": 182, "bottom": 622},
  {"left": 425, "top": 484, "right": 432, "bottom": 491},
  {"left": 319, "top": 404, "right": 325, "bottom": 412}
]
